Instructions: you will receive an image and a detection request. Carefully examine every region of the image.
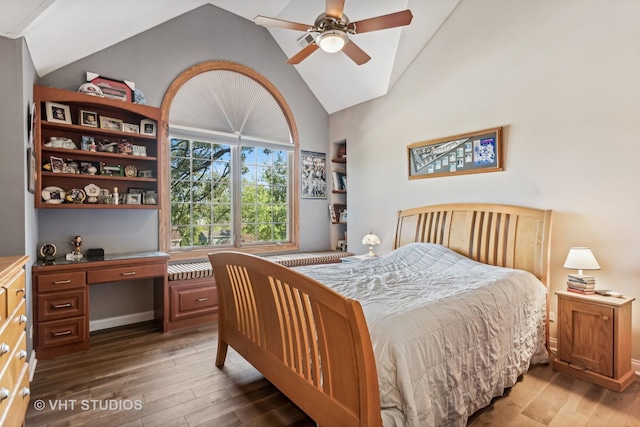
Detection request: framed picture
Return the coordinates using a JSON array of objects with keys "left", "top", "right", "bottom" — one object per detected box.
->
[
  {"left": 122, "top": 123, "right": 139, "bottom": 133},
  {"left": 89, "top": 75, "right": 133, "bottom": 102},
  {"left": 140, "top": 118, "right": 157, "bottom": 136},
  {"left": 143, "top": 191, "right": 158, "bottom": 205},
  {"left": 79, "top": 110, "right": 98, "bottom": 127},
  {"left": 99, "top": 116, "right": 123, "bottom": 132},
  {"left": 101, "top": 163, "right": 123, "bottom": 176},
  {"left": 45, "top": 102, "right": 72, "bottom": 124},
  {"left": 407, "top": 127, "right": 503, "bottom": 179},
  {"left": 138, "top": 170, "right": 153, "bottom": 178},
  {"left": 128, "top": 188, "right": 146, "bottom": 194},
  {"left": 50, "top": 156, "right": 64, "bottom": 173},
  {"left": 27, "top": 147, "right": 36, "bottom": 194},
  {"left": 300, "top": 150, "right": 327, "bottom": 199},
  {"left": 125, "top": 193, "right": 142, "bottom": 205},
  {"left": 81, "top": 136, "right": 97, "bottom": 151}
]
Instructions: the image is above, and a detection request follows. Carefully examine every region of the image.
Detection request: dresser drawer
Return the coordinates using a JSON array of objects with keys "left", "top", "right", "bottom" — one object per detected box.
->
[
  {"left": 0, "top": 332, "right": 26, "bottom": 399},
  {"left": 0, "top": 362, "right": 29, "bottom": 427},
  {"left": 37, "top": 317, "right": 87, "bottom": 350},
  {"left": 88, "top": 262, "right": 165, "bottom": 284},
  {"left": 38, "top": 290, "right": 87, "bottom": 322},
  {"left": 0, "top": 300, "right": 26, "bottom": 371},
  {"left": 170, "top": 282, "right": 218, "bottom": 322},
  {"left": 37, "top": 271, "right": 86, "bottom": 293},
  {"left": 0, "top": 288, "right": 5, "bottom": 327},
  {"left": 4, "top": 270, "right": 25, "bottom": 321}
]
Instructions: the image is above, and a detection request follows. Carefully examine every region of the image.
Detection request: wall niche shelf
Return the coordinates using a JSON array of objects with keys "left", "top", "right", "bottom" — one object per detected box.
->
[{"left": 33, "top": 85, "right": 163, "bottom": 209}]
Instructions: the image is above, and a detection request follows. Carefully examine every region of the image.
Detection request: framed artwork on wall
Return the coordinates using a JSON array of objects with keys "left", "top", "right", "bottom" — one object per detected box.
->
[
  {"left": 407, "top": 127, "right": 504, "bottom": 179},
  {"left": 301, "top": 150, "right": 327, "bottom": 199}
]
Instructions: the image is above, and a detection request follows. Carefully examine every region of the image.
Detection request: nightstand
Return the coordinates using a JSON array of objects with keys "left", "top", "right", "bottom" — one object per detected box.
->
[{"left": 552, "top": 290, "right": 635, "bottom": 392}]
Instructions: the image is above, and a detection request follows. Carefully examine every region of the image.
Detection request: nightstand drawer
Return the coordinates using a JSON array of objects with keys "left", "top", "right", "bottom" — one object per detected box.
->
[
  {"left": 37, "top": 271, "right": 86, "bottom": 293},
  {"left": 37, "top": 317, "right": 87, "bottom": 350},
  {"left": 38, "top": 290, "right": 87, "bottom": 322},
  {"left": 88, "top": 263, "right": 165, "bottom": 284}
]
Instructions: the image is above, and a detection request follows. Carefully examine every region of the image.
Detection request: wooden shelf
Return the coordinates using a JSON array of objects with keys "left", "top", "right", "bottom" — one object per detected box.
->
[{"left": 34, "top": 84, "right": 163, "bottom": 209}]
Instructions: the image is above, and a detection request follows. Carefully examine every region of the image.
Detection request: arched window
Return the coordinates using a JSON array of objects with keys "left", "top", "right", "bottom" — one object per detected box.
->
[{"left": 160, "top": 61, "right": 299, "bottom": 259}]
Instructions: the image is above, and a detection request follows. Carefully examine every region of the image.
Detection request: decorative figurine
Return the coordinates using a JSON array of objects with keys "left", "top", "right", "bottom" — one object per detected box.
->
[{"left": 66, "top": 235, "right": 83, "bottom": 261}]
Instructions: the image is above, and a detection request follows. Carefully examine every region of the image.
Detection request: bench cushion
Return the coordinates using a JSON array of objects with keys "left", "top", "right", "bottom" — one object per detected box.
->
[{"left": 167, "top": 251, "right": 353, "bottom": 281}]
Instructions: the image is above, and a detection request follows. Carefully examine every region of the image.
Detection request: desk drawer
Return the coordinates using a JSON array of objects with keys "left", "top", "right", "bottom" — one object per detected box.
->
[
  {"left": 170, "top": 282, "right": 217, "bottom": 322},
  {"left": 88, "top": 263, "right": 165, "bottom": 284},
  {"left": 37, "top": 271, "right": 86, "bottom": 293},
  {"left": 38, "top": 290, "right": 87, "bottom": 322},
  {"left": 37, "top": 317, "right": 87, "bottom": 350}
]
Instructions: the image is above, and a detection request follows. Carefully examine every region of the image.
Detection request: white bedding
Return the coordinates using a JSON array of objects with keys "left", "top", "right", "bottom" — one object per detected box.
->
[{"left": 295, "top": 243, "right": 548, "bottom": 427}]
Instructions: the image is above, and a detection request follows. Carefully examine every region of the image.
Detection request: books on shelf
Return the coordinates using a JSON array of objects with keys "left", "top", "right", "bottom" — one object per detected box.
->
[
  {"left": 332, "top": 171, "right": 346, "bottom": 191},
  {"left": 328, "top": 204, "right": 337, "bottom": 223}
]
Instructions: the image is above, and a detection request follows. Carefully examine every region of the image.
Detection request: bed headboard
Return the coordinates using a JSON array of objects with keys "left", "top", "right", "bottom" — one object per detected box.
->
[{"left": 394, "top": 203, "right": 553, "bottom": 287}]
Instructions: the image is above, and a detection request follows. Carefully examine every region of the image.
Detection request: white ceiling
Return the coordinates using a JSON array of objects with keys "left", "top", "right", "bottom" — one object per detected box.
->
[{"left": 0, "top": 0, "right": 459, "bottom": 113}]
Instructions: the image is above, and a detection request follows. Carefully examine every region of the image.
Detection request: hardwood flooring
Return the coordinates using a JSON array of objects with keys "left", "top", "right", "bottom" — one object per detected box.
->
[{"left": 26, "top": 322, "right": 640, "bottom": 426}]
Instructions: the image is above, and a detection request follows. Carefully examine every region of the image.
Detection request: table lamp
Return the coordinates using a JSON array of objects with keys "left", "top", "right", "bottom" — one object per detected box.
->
[
  {"left": 362, "top": 233, "right": 380, "bottom": 257},
  {"left": 563, "top": 247, "right": 600, "bottom": 277}
]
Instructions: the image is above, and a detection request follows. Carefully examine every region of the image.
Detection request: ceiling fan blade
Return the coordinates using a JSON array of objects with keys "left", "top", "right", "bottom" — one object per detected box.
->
[
  {"left": 326, "top": 0, "right": 345, "bottom": 19},
  {"left": 287, "top": 43, "right": 320, "bottom": 65},
  {"left": 255, "top": 15, "right": 311, "bottom": 32},
  {"left": 352, "top": 10, "right": 413, "bottom": 34},
  {"left": 342, "top": 40, "right": 371, "bottom": 65}
]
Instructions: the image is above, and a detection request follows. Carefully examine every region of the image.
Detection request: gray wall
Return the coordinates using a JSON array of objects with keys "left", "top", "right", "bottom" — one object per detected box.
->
[
  {"left": 0, "top": 36, "right": 39, "bottom": 356},
  {"left": 35, "top": 5, "right": 330, "bottom": 324}
]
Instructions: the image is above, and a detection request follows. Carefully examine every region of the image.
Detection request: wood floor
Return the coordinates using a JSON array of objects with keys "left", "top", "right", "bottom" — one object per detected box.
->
[{"left": 25, "top": 322, "right": 640, "bottom": 427}]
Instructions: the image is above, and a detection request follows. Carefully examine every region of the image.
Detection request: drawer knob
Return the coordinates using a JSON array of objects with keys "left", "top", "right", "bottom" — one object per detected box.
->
[
  {"left": 0, "top": 343, "right": 9, "bottom": 355},
  {"left": 602, "top": 316, "right": 609, "bottom": 321},
  {"left": 196, "top": 297, "right": 209, "bottom": 302},
  {"left": 121, "top": 271, "right": 136, "bottom": 276},
  {"left": 16, "top": 288, "right": 25, "bottom": 296},
  {"left": 53, "top": 303, "right": 72, "bottom": 309},
  {"left": 22, "top": 387, "right": 30, "bottom": 397},
  {"left": 19, "top": 350, "right": 27, "bottom": 360},
  {"left": 53, "top": 279, "right": 72, "bottom": 285},
  {"left": 53, "top": 330, "right": 71, "bottom": 337},
  {"left": 19, "top": 315, "right": 27, "bottom": 324},
  {"left": 0, "top": 388, "right": 9, "bottom": 401}
]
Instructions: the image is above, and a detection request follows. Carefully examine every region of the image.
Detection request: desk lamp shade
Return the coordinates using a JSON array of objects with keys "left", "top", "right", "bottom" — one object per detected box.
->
[
  {"left": 563, "top": 247, "right": 600, "bottom": 276},
  {"left": 362, "top": 233, "right": 380, "bottom": 257}
]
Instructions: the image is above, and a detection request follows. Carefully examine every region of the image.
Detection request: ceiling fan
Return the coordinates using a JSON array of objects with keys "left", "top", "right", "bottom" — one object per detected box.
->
[{"left": 255, "top": 0, "right": 413, "bottom": 65}]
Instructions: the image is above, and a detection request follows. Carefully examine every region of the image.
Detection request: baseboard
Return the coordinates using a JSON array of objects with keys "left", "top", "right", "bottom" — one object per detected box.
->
[
  {"left": 29, "top": 350, "right": 37, "bottom": 381},
  {"left": 548, "top": 337, "right": 640, "bottom": 376},
  {"left": 89, "top": 310, "right": 155, "bottom": 332}
]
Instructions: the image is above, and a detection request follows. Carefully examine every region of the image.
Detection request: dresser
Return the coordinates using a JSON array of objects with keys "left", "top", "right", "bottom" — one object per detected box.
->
[{"left": 0, "top": 256, "right": 30, "bottom": 427}]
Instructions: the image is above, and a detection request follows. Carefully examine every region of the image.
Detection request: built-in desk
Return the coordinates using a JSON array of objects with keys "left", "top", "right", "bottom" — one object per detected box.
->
[{"left": 32, "top": 251, "right": 169, "bottom": 359}]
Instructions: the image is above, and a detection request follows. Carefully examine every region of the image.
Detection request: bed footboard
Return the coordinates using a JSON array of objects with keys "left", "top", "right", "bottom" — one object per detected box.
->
[{"left": 209, "top": 252, "right": 382, "bottom": 427}]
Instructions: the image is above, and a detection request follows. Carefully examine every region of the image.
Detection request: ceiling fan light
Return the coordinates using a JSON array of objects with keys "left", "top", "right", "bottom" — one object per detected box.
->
[{"left": 316, "top": 30, "right": 348, "bottom": 53}]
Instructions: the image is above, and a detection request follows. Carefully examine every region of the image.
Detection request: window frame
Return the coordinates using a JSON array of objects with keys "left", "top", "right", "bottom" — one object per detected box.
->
[{"left": 160, "top": 61, "right": 300, "bottom": 261}]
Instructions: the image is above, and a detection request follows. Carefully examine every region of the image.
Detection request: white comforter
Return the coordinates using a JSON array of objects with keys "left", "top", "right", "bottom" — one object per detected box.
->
[{"left": 295, "top": 243, "right": 548, "bottom": 427}]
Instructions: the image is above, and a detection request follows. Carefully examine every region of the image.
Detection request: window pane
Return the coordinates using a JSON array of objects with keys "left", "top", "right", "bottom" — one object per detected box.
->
[
  {"left": 192, "top": 203, "right": 212, "bottom": 225},
  {"left": 192, "top": 141, "right": 213, "bottom": 159},
  {"left": 171, "top": 204, "right": 191, "bottom": 225},
  {"left": 170, "top": 138, "right": 190, "bottom": 157},
  {"left": 213, "top": 204, "right": 231, "bottom": 224}
]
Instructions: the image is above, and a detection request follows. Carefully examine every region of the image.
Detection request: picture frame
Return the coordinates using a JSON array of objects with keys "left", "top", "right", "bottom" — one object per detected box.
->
[
  {"left": 50, "top": 156, "right": 64, "bottom": 173},
  {"left": 140, "top": 118, "right": 157, "bottom": 136},
  {"left": 27, "top": 147, "right": 36, "bottom": 194},
  {"left": 101, "top": 163, "right": 123, "bottom": 176},
  {"left": 143, "top": 191, "right": 158, "bottom": 205},
  {"left": 125, "top": 193, "right": 142, "bottom": 205},
  {"left": 407, "top": 127, "right": 503, "bottom": 179},
  {"left": 99, "top": 116, "right": 123, "bottom": 131},
  {"left": 138, "top": 170, "right": 153, "bottom": 178},
  {"left": 79, "top": 110, "right": 98, "bottom": 127},
  {"left": 300, "top": 150, "right": 327, "bottom": 199},
  {"left": 89, "top": 74, "right": 133, "bottom": 103},
  {"left": 81, "top": 136, "right": 97, "bottom": 151},
  {"left": 122, "top": 123, "right": 139, "bottom": 133},
  {"left": 45, "top": 101, "right": 72, "bottom": 124}
]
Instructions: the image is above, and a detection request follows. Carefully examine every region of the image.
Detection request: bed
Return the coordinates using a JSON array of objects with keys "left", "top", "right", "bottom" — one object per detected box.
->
[{"left": 208, "top": 203, "right": 552, "bottom": 427}]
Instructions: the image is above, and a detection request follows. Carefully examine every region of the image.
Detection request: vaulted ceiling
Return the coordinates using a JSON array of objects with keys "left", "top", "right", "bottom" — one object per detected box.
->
[{"left": 1, "top": 0, "right": 459, "bottom": 113}]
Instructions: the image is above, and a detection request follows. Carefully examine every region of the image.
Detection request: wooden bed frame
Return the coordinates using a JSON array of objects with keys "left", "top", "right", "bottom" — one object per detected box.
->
[{"left": 209, "top": 203, "right": 552, "bottom": 427}]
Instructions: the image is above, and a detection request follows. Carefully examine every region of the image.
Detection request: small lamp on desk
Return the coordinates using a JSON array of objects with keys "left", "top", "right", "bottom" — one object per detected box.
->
[
  {"left": 563, "top": 247, "right": 600, "bottom": 277},
  {"left": 362, "top": 233, "right": 380, "bottom": 257}
]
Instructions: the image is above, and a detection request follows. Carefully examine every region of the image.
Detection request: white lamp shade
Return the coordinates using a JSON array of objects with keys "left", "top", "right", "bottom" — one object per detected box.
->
[
  {"left": 362, "top": 233, "right": 380, "bottom": 246},
  {"left": 316, "top": 31, "right": 348, "bottom": 53},
  {"left": 563, "top": 247, "right": 600, "bottom": 271}
]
